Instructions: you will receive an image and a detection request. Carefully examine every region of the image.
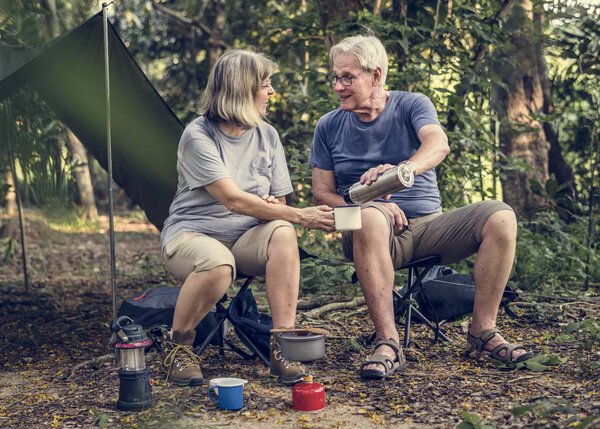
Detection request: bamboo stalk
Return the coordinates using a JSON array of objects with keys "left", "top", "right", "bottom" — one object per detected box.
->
[
  {"left": 584, "top": 122, "right": 598, "bottom": 290},
  {"left": 4, "top": 100, "right": 30, "bottom": 292}
]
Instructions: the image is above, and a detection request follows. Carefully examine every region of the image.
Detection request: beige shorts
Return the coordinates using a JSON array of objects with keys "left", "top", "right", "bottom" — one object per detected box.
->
[
  {"left": 162, "top": 220, "right": 295, "bottom": 283},
  {"left": 342, "top": 200, "right": 513, "bottom": 268}
]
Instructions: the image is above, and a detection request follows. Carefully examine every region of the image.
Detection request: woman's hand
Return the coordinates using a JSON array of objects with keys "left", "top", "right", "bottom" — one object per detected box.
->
[
  {"left": 257, "top": 194, "right": 282, "bottom": 223},
  {"left": 298, "top": 206, "right": 335, "bottom": 231},
  {"left": 261, "top": 194, "right": 280, "bottom": 204}
]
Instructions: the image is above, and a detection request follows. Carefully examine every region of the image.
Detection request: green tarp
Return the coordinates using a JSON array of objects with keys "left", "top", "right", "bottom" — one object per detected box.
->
[{"left": 0, "top": 13, "right": 182, "bottom": 231}]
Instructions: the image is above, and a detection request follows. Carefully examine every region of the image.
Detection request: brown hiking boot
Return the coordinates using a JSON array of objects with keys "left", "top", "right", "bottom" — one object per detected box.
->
[
  {"left": 269, "top": 334, "right": 308, "bottom": 385},
  {"left": 161, "top": 329, "right": 204, "bottom": 386}
]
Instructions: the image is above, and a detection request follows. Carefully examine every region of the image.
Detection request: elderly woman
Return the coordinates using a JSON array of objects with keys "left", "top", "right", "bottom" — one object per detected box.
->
[
  {"left": 309, "top": 34, "right": 532, "bottom": 379},
  {"left": 160, "top": 49, "right": 334, "bottom": 386}
]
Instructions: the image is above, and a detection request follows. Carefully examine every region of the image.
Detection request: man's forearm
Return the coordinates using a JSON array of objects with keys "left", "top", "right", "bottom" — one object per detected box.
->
[
  {"left": 410, "top": 124, "right": 451, "bottom": 175},
  {"left": 408, "top": 147, "right": 449, "bottom": 176},
  {"left": 314, "top": 190, "right": 346, "bottom": 207}
]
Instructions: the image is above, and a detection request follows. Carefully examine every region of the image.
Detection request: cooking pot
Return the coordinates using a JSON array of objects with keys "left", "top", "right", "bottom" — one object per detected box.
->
[{"left": 278, "top": 332, "right": 325, "bottom": 362}]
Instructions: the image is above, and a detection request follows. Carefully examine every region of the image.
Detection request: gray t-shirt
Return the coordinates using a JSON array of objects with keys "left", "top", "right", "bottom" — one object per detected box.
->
[
  {"left": 161, "top": 116, "right": 293, "bottom": 247},
  {"left": 309, "top": 91, "right": 442, "bottom": 218}
]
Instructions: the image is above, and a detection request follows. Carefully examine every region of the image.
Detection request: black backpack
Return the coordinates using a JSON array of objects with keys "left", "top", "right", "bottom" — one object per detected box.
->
[
  {"left": 227, "top": 287, "right": 272, "bottom": 359},
  {"left": 118, "top": 285, "right": 273, "bottom": 359},
  {"left": 394, "top": 266, "right": 519, "bottom": 324},
  {"left": 117, "top": 286, "right": 224, "bottom": 347}
]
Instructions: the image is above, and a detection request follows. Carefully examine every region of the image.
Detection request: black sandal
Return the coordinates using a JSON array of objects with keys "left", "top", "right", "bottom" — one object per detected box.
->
[
  {"left": 360, "top": 338, "right": 406, "bottom": 380},
  {"left": 466, "top": 328, "right": 534, "bottom": 365}
]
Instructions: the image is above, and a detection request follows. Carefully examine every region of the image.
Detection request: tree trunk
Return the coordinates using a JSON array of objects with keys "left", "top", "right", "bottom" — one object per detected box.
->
[
  {"left": 208, "top": 0, "right": 225, "bottom": 67},
  {"left": 41, "top": 0, "right": 60, "bottom": 36},
  {"left": 4, "top": 167, "right": 17, "bottom": 216},
  {"left": 41, "top": 0, "right": 98, "bottom": 220},
  {"left": 534, "top": 11, "right": 576, "bottom": 203},
  {"left": 392, "top": 0, "right": 408, "bottom": 24},
  {"left": 66, "top": 130, "right": 98, "bottom": 221},
  {"left": 492, "top": 0, "right": 550, "bottom": 217},
  {"left": 316, "top": 0, "right": 364, "bottom": 50}
]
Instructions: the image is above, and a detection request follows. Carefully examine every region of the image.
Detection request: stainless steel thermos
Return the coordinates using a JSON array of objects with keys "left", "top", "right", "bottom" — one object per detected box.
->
[{"left": 343, "top": 163, "right": 415, "bottom": 205}]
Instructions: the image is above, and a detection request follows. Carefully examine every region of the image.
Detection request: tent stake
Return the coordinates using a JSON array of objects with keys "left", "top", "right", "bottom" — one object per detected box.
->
[
  {"left": 4, "top": 100, "right": 30, "bottom": 293},
  {"left": 103, "top": 2, "right": 117, "bottom": 322}
]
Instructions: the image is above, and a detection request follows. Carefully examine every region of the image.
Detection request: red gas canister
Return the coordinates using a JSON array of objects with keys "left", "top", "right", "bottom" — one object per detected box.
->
[{"left": 292, "top": 375, "right": 326, "bottom": 411}]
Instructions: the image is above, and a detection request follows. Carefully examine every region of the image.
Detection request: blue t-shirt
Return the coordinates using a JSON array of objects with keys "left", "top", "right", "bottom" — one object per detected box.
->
[{"left": 309, "top": 91, "right": 442, "bottom": 218}]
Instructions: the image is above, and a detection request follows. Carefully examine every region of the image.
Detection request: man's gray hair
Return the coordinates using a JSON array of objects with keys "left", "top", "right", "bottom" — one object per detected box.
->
[{"left": 330, "top": 35, "right": 388, "bottom": 86}]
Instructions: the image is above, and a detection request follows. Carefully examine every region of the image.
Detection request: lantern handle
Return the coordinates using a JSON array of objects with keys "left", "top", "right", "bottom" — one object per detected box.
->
[{"left": 111, "top": 315, "right": 135, "bottom": 341}]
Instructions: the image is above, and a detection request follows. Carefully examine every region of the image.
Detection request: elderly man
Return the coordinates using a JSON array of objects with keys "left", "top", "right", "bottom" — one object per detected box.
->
[{"left": 309, "top": 34, "right": 532, "bottom": 379}]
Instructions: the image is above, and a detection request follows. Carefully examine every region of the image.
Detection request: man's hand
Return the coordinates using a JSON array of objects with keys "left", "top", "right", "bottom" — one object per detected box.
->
[
  {"left": 359, "top": 164, "right": 395, "bottom": 200},
  {"left": 378, "top": 202, "right": 408, "bottom": 233},
  {"left": 360, "top": 163, "right": 395, "bottom": 185}
]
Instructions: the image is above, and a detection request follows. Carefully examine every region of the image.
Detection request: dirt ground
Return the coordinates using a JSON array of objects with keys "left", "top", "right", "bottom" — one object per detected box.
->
[{"left": 0, "top": 211, "right": 598, "bottom": 429}]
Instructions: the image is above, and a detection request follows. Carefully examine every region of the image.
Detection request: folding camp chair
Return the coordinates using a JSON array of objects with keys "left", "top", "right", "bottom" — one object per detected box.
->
[
  {"left": 193, "top": 274, "right": 270, "bottom": 365},
  {"left": 353, "top": 254, "right": 451, "bottom": 348},
  {"left": 194, "top": 247, "right": 317, "bottom": 366}
]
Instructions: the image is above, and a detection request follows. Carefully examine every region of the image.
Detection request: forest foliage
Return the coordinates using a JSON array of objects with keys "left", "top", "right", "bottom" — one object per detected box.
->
[{"left": 0, "top": 0, "right": 599, "bottom": 294}]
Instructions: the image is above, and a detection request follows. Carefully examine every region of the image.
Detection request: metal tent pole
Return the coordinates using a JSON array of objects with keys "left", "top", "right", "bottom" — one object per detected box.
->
[
  {"left": 4, "top": 99, "right": 30, "bottom": 293},
  {"left": 102, "top": 2, "right": 117, "bottom": 323}
]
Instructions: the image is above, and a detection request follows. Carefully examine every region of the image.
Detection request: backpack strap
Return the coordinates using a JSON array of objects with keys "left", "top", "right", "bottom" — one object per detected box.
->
[{"left": 502, "top": 303, "right": 519, "bottom": 319}]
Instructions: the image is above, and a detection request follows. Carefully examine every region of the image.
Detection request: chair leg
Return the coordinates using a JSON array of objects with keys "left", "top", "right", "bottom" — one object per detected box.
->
[
  {"left": 193, "top": 276, "right": 273, "bottom": 364},
  {"left": 398, "top": 266, "right": 451, "bottom": 347},
  {"left": 403, "top": 294, "right": 413, "bottom": 348},
  {"left": 231, "top": 318, "right": 270, "bottom": 366},
  {"left": 217, "top": 320, "right": 225, "bottom": 357},
  {"left": 409, "top": 305, "right": 451, "bottom": 342},
  {"left": 194, "top": 310, "right": 228, "bottom": 356}
]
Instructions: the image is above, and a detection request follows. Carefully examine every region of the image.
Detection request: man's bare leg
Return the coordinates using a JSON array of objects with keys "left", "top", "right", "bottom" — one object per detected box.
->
[
  {"left": 353, "top": 208, "right": 400, "bottom": 372},
  {"left": 469, "top": 210, "right": 527, "bottom": 360}
]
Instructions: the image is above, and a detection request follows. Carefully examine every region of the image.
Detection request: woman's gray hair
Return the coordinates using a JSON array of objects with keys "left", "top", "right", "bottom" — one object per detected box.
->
[
  {"left": 198, "top": 49, "right": 276, "bottom": 128},
  {"left": 330, "top": 35, "right": 388, "bottom": 85}
]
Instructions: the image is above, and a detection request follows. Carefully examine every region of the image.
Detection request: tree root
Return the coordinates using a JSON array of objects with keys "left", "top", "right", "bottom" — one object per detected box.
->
[
  {"left": 66, "top": 353, "right": 113, "bottom": 380},
  {"left": 257, "top": 296, "right": 339, "bottom": 313},
  {"left": 301, "top": 296, "right": 366, "bottom": 319}
]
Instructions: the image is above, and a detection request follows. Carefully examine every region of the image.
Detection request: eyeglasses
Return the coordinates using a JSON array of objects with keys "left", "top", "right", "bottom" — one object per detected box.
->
[{"left": 326, "top": 70, "right": 368, "bottom": 86}]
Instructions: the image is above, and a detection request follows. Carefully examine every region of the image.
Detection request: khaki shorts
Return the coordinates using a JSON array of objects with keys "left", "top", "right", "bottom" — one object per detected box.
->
[
  {"left": 342, "top": 200, "right": 513, "bottom": 268},
  {"left": 162, "top": 220, "right": 295, "bottom": 283}
]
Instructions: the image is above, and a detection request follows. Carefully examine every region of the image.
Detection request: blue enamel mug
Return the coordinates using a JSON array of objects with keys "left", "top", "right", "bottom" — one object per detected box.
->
[{"left": 208, "top": 378, "right": 248, "bottom": 410}]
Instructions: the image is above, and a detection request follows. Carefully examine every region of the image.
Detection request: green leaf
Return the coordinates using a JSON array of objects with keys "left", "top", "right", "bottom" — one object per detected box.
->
[
  {"left": 511, "top": 403, "right": 537, "bottom": 417},
  {"left": 555, "top": 333, "right": 577, "bottom": 343},
  {"left": 489, "top": 358, "right": 502, "bottom": 367},
  {"left": 543, "top": 355, "right": 568, "bottom": 365},
  {"left": 348, "top": 338, "right": 363, "bottom": 352},
  {"left": 90, "top": 409, "right": 109, "bottom": 429},
  {"left": 529, "top": 178, "right": 546, "bottom": 197},
  {"left": 461, "top": 411, "right": 481, "bottom": 425},
  {"left": 545, "top": 176, "right": 559, "bottom": 198},
  {"left": 565, "top": 321, "right": 582, "bottom": 333},
  {"left": 524, "top": 360, "right": 550, "bottom": 372},
  {"left": 526, "top": 354, "right": 549, "bottom": 363}
]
